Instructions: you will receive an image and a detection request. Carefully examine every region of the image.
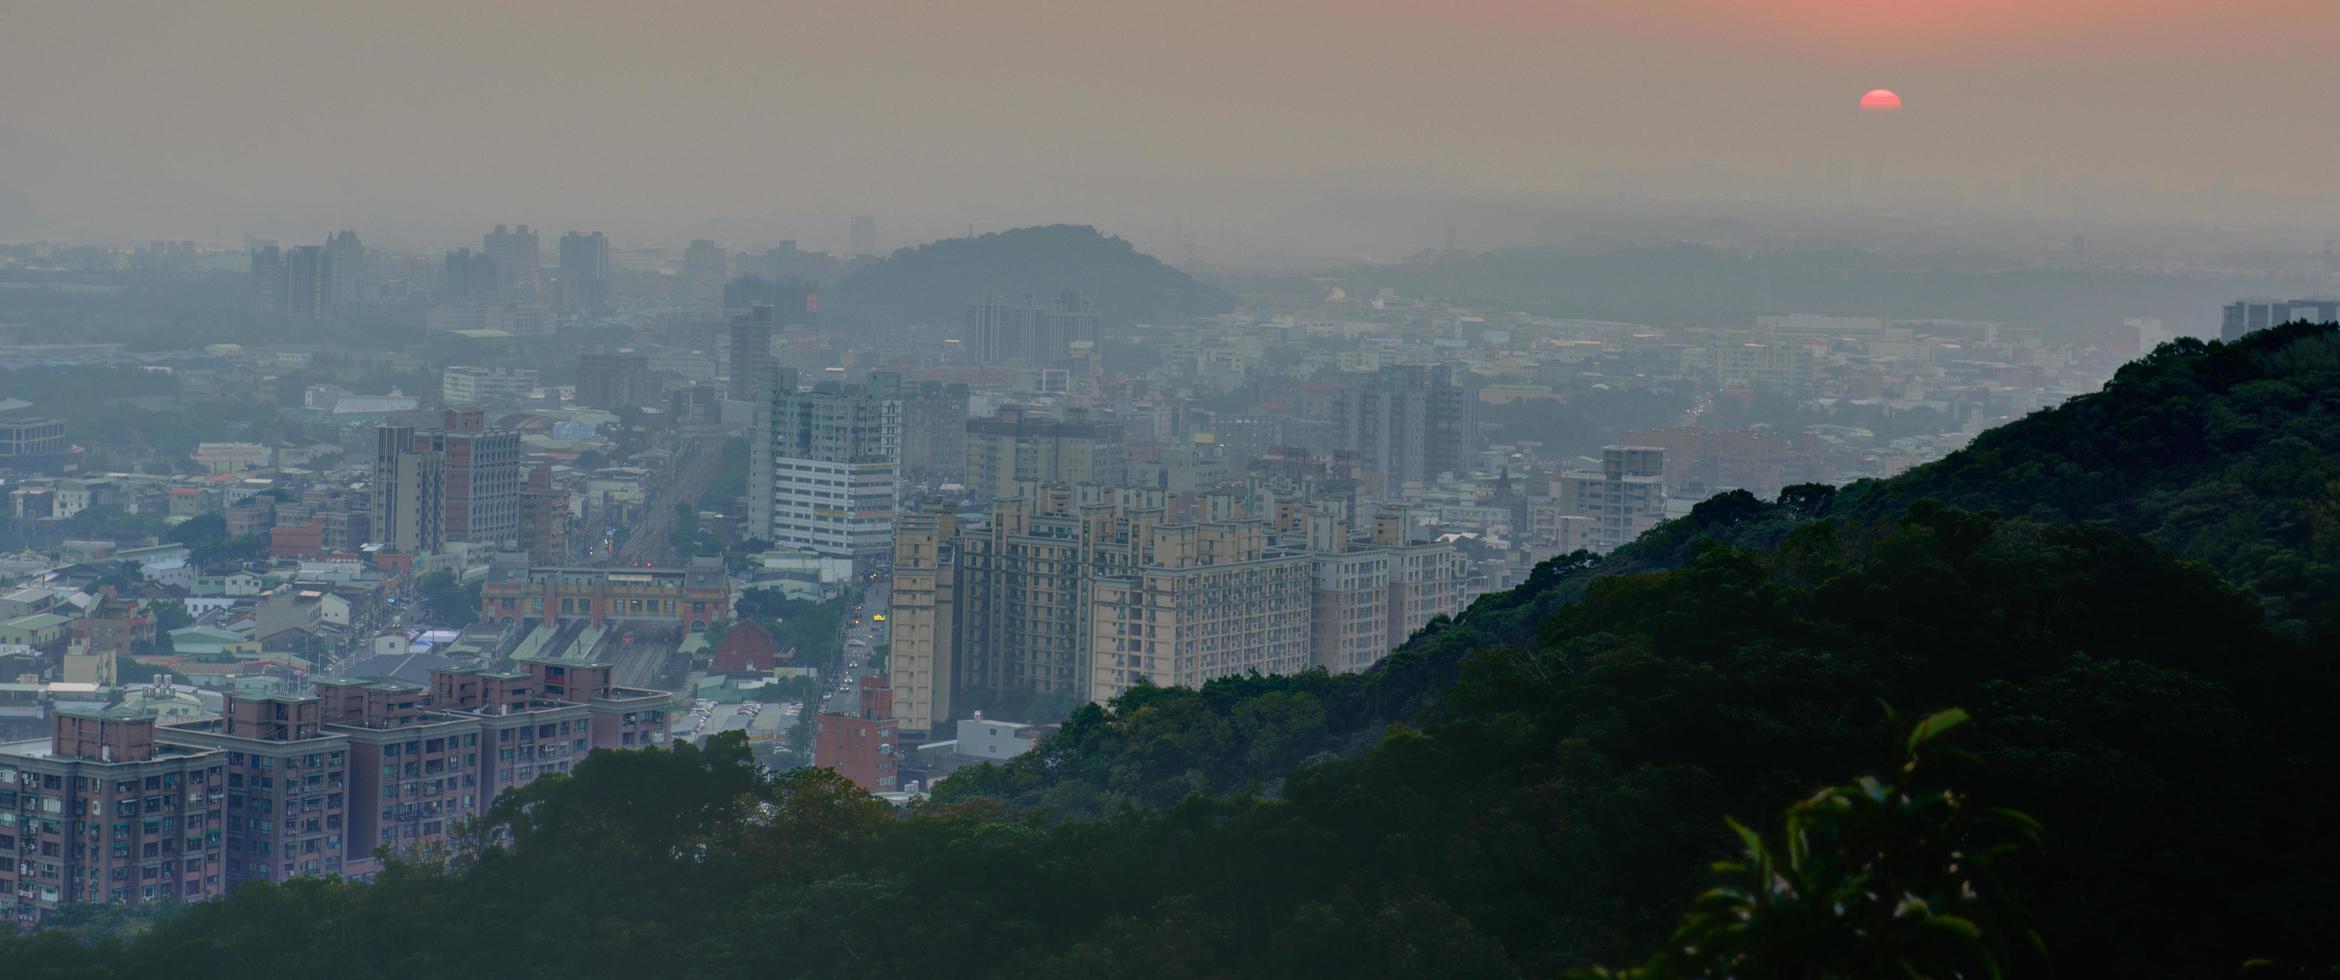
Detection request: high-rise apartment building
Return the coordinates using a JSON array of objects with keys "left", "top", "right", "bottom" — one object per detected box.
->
[
  {"left": 1085, "top": 517, "right": 1316, "bottom": 705},
  {"left": 942, "top": 484, "right": 1314, "bottom": 708},
  {"left": 1301, "top": 506, "right": 1472, "bottom": 674},
  {"left": 324, "top": 230, "right": 365, "bottom": 306},
  {"left": 149, "top": 692, "right": 351, "bottom": 886},
  {"left": 752, "top": 370, "right": 901, "bottom": 567},
  {"left": 370, "top": 424, "right": 444, "bottom": 554},
  {"left": 246, "top": 242, "right": 283, "bottom": 316},
  {"left": 965, "top": 291, "right": 1101, "bottom": 366},
  {"left": 1545, "top": 446, "right": 1666, "bottom": 555},
  {"left": 891, "top": 485, "right": 1472, "bottom": 735},
  {"left": 680, "top": 239, "right": 727, "bottom": 306},
  {"left": 725, "top": 305, "right": 776, "bottom": 402},
  {"left": 2221, "top": 297, "right": 2340, "bottom": 341},
  {"left": 518, "top": 465, "right": 571, "bottom": 566},
  {"left": 440, "top": 247, "right": 499, "bottom": 304},
  {"left": 426, "top": 407, "right": 522, "bottom": 549},
  {"left": 556, "top": 231, "right": 610, "bottom": 313},
  {"left": 307, "top": 655, "right": 669, "bottom": 873},
  {"left": 964, "top": 406, "right": 1127, "bottom": 500},
  {"left": 3, "top": 661, "right": 673, "bottom": 924},
  {"left": 898, "top": 381, "right": 971, "bottom": 487},
  {"left": 887, "top": 512, "right": 956, "bottom": 738},
  {"left": 283, "top": 245, "right": 331, "bottom": 322},
  {"left": 0, "top": 708, "right": 229, "bottom": 926},
  {"left": 483, "top": 224, "right": 540, "bottom": 297},
  {"left": 1331, "top": 365, "right": 1476, "bottom": 498},
  {"left": 369, "top": 409, "right": 522, "bottom": 554},
  {"left": 574, "top": 352, "right": 654, "bottom": 410}
]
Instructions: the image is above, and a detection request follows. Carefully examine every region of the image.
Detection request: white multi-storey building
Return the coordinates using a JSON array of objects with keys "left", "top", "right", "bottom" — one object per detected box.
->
[{"left": 753, "top": 370, "right": 901, "bottom": 568}]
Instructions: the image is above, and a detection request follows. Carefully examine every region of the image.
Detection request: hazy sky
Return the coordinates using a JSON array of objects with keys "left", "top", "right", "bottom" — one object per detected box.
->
[{"left": 4, "top": 0, "right": 2337, "bottom": 257}]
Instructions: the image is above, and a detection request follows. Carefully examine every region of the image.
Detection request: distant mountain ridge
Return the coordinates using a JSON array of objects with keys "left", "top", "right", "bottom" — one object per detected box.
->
[
  {"left": 1340, "top": 242, "right": 2319, "bottom": 333},
  {"left": 822, "top": 224, "right": 1233, "bottom": 327}
]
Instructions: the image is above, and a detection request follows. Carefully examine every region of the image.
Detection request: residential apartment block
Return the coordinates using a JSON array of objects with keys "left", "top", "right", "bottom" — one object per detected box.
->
[
  {"left": 1, "top": 708, "right": 229, "bottom": 926},
  {"left": 1533, "top": 446, "right": 1667, "bottom": 555},
  {"left": 751, "top": 369, "right": 901, "bottom": 568},
  {"left": 370, "top": 407, "right": 521, "bottom": 553},
  {"left": 964, "top": 406, "right": 1127, "bottom": 501},
  {"left": 890, "top": 483, "right": 1467, "bottom": 738}
]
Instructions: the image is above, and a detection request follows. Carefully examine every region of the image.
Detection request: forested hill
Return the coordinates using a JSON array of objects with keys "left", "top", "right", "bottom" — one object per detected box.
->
[{"left": 821, "top": 224, "right": 1234, "bottom": 326}]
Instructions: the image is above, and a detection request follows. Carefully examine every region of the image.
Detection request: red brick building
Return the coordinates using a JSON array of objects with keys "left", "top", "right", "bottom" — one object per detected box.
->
[
  {"left": 709, "top": 619, "right": 788, "bottom": 674},
  {"left": 269, "top": 518, "right": 326, "bottom": 559},
  {"left": 813, "top": 676, "right": 897, "bottom": 792}
]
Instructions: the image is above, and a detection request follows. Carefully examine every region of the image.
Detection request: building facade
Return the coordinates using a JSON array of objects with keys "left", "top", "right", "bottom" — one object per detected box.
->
[
  {"left": 441, "top": 365, "right": 540, "bottom": 407},
  {"left": 479, "top": 556, "right": 730, "bottom": 631},
  {"left": 964, "top": 291, "right": 1100, "bottom": 366},
  {"left": 0, "top": 708, "right": 229, "bottom": 926},
  {"left": 1545, "top": 446, "right": 1667, "bottom": 555},
  {"left": 886, "top": 513, "right": 956, "bottom": 738},
  {"left": 752, "top": 370, "right": 901, "bottom": 567},
  {"left": 813, "top": 676, "right": 898, "bottom": 792},
  {"left": 1331, "top": 364, "right": 1476, "bottom": 498},
  {"left": 964, "top": 407, "right": 1127, "bottom": 501},
  {"left": 556, "top": 231, "right": 610, "bottom": 313},
  {"left": 2221, "top": 298, "right": 2340, "bottom": 341}
]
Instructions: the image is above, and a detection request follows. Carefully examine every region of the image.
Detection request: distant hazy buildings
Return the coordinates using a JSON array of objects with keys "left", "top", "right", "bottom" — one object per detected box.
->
[
  {"left": 440, "top": 365, "right": 540, "bottom": 407},
  {"left": 574, "top": 353, "right": 654, "bottom": 410},
  {"left": 324, "top": 230, "right": 365, "bottom": 306},
  {"left": 1538, "top": 446, "right": 1667, "bottom": 555},
  {"left": 680, "top": 239, "right": 727, "bottom": 307},
  {"left": 1332, "top": 365, "right": 1476, "bottom": 499},
  {"left": 282, "top": 245, "right": 330, "bottom": 322},
  {"left": 897, "top": 381, "right": 971, "bottom": 486},
  {"left": 965, "top": 291, "right": 1101, "bottom": 367},
  {"left": 483, "top": 224, "right": 540, "bottom": 298},
  {"left": 441, "top": 247, "right": 500, "bottom": 304},
  {"left": 556, "top": 231, "right": 610, "bottom": 313},
  {"left": 964, "top": 406, "right": 1127, "bottom": 500},
  {"left": 2222, "top": 298, "right": 2339, "bottom": 341},
  {"left": 849, "top": 216, "right": 877, "bottom": 258},
  {"left": 725, "top": 306, "right": 775, "bottom": 402}
]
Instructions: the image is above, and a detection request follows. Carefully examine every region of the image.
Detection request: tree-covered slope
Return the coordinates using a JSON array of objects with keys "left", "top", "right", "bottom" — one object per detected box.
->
[
  {"left": 1828, "top": 320, "right": 2340, "bottom": 634},
  {"left": 822, "top": 224, "right": 1234, "bottom": 326}
]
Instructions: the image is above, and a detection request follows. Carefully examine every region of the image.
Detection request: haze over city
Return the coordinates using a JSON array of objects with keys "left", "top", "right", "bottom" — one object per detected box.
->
[{"left": 6, "top": 0, "right": 2340, "bottom": 260}]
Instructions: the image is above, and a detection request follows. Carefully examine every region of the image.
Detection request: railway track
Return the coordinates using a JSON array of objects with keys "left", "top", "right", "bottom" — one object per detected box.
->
[{"left": 611, "top": 437, "right": 725, "bottom": 567}]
